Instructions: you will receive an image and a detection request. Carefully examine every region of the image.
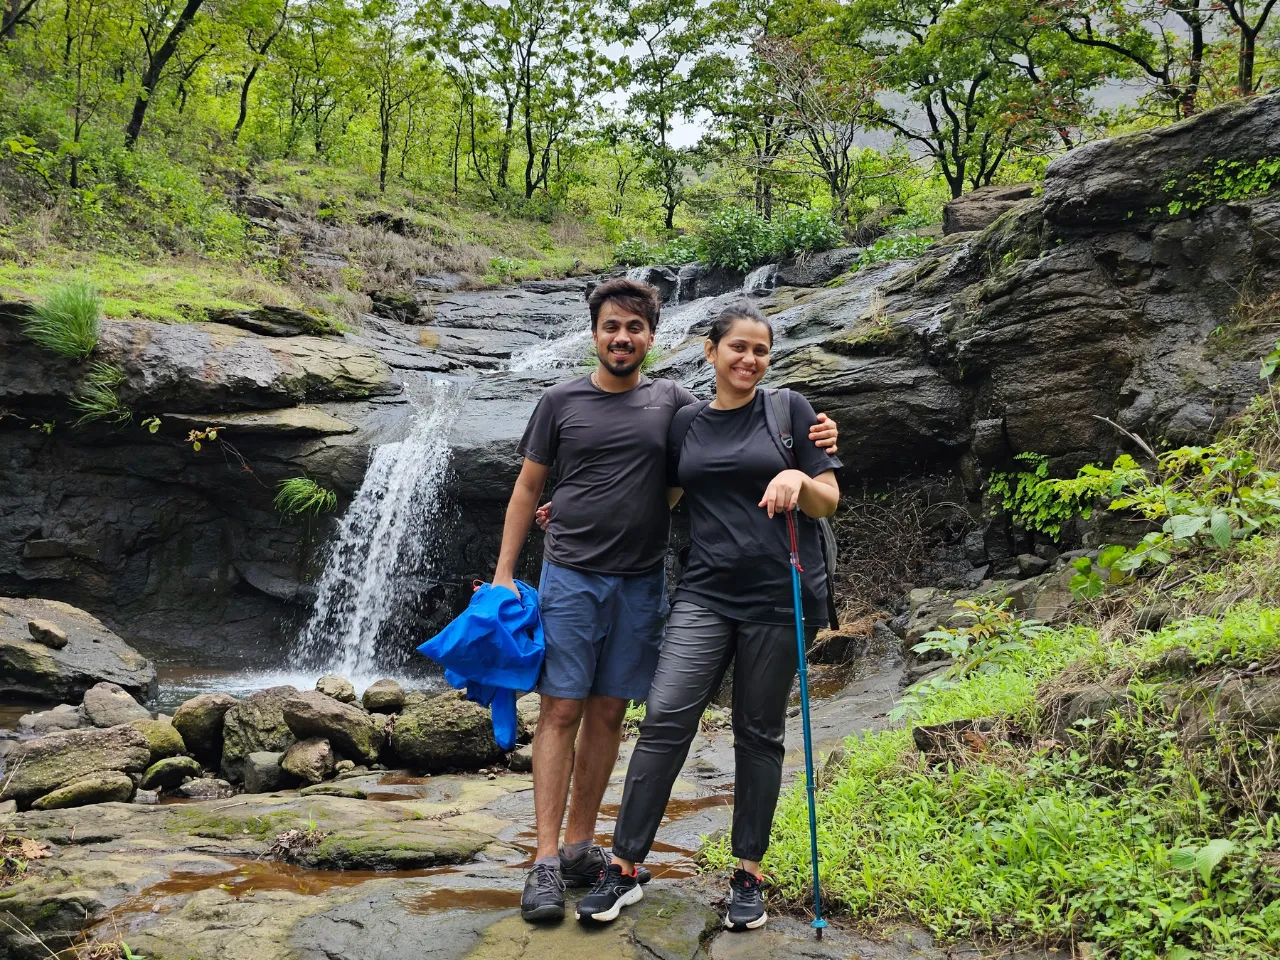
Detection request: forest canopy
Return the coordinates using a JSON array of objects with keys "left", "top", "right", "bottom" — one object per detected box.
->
[{"left": 1, "top": 0, "right": 1278, "bottom": 271}]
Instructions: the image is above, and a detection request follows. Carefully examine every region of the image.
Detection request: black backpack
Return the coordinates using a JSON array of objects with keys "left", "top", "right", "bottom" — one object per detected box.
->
[{"left": 670, "top": 388, "right": 840, "bottom": 629}]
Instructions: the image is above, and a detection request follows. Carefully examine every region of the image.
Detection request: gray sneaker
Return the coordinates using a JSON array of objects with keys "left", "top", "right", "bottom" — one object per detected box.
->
[
  {"left": 521, "top": 861, "right": 566, "bottom": 922},
  {"left": 560, "top": 845, "right": 652, "bottom": 888}
]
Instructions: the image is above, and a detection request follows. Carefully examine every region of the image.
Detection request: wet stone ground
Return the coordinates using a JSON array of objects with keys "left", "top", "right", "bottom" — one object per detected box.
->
[{"left": 1, "top": 656, "right": 1067, "bottom": 960}]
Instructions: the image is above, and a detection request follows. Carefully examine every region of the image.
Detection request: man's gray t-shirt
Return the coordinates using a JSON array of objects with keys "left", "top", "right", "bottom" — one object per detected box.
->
[{"left": 518, "top": 375, "right": 697, "bottom": 576}]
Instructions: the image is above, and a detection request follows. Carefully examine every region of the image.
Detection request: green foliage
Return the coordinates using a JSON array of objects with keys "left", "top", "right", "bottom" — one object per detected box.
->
[
  {"left": 1261, "top": 340, "right": 1280, "bottom": 379},
  {"left": 655, "top": 233, "right": 702, "bottom": 265},
  {"left": 613, "top": 238, "right": 652, "bottom": 266},
  {"left": 1058, "top": 445, "right": 1280, "bottom": 592},
  {"left": 69, "top": 362, "right": 129, "bottom": 425},
  {"left": 706, "top": 584, "right": 1280, "bottom": 958},
  {"left": 770, "top": 208, "right": 845, "bottom": 259},
  {"left": 23, "top": 279, "right": 102, "bottom": 360},
  {"left": 700, "top": 207, "right": 776, "bottom": 272},
  {"left": 274, "top": 477, "right": 338, "bottom": 517},
  {"left": 891, "top": 599, "right": 1051, "bottom": 721},
  {"left": 1158, "top": 156, "right": 1280, "bottom": 217},
  {"left": 855, "top": 234, "right": 934, "bottom": 268},
  {"left": 987, "top": 452, "right": 1115, "bottom": 539}
]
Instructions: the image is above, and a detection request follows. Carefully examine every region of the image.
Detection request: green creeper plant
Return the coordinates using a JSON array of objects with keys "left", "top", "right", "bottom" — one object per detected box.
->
[{"left": 69, "top": 362, "right": 130, "bottom": 425}]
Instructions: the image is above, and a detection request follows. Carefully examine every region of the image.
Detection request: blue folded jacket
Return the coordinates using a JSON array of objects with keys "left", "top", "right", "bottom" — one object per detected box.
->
[{"left": 416, "top": 580, "right": 544, "bottom": 750}]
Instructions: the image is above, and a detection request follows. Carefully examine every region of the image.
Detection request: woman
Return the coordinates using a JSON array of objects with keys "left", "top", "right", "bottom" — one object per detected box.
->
[{"left": 576, "top": 300, "right": 841, "bottom": 930}]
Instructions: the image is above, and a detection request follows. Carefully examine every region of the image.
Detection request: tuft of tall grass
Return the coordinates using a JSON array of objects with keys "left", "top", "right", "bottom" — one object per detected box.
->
[
  {"left": 23, "top": 278, "right": 102, "bottom": 359},
  {"left": 69, "top": 362, "right": 130, "bottom": 425},
  {"left": 274, "top": 477, "right": 338, "bottom": 517}
]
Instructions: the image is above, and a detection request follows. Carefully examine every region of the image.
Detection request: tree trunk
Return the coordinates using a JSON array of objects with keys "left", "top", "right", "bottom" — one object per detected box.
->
[
  {"left": 3, "top": 0, "right": 40, "bottom": 40},
  {"left": 123, "top": 0, "right": 207, "bottom": 148},
  {"left": 1238, "top": 28, "right": 1257, "bottom": 94},
  {"left": 231, "top": 64, "right": 259, "bottom": 143}
]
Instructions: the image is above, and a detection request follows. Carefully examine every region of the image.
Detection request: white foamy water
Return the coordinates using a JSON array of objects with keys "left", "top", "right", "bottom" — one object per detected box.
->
[
  {"left": 505, "top": 327, "right": 592, "bottom": 371},
  {"left": 742, "top": 263, "right": 777, "bottom": 296},
  {"left": 295, "top": 378, "right": 466, "bottom": 677}
]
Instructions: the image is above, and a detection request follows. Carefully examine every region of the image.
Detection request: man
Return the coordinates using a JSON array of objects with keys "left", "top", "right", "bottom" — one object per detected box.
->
[{"left": 492, "top": 278, "right": 838, "bottom": 922}]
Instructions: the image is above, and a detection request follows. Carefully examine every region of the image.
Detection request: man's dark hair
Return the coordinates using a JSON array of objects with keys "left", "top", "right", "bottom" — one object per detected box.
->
[
  {"left": 708, "top": 299, "right": 772, "bottom": 346},
  {"left": 587, "top": 277, "right": 661, "bottom": 333}
]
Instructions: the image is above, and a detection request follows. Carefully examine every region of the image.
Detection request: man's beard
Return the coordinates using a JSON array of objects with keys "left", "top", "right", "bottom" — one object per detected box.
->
[{"left": 600, "top": 346, "right": 643, "bottom": 376}]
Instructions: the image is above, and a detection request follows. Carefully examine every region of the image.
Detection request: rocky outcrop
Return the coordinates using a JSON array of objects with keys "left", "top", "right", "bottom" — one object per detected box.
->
[
  {"left": 390, "top": 693, "right": 505, "bottom": 772},
  {"left": 0, "top": 598, "right": 156, "bottom": 701},
  {"left": 942, "top": 183, "right": 1036, "bottom": 234},
  {"left": 219, "top": 686, "right": 298, "bottom": 782},
  {"left": 0, "top": 724, "right": 151, "bottom": 807}
]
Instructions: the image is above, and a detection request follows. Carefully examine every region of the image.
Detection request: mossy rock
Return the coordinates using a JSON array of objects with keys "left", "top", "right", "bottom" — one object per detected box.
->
[
  {"left": 299, "top": 825, "right": 491, "bottom": 870},
  {"left": 220, "top": 686, "right": 298, "bottom": 782},
  {"left": 172, "top": 692, "right": 238, "bottom": 764},
  {"left": 390, "top": 693, "right": 505, "bottom": 772},
  {"left": 141, "top": 755, "right": 203, "bottom": 790},
  {"left": 129, "top": 718, "right": 186, "bottom": 764},
  {"left": 31, "top": 772, "right": 134, "bottom": 809}
]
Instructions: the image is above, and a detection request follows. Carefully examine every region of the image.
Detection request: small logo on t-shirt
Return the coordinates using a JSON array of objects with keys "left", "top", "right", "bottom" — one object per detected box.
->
[{"left": 643, "top": 406, "right": 663, "bottom": 410}]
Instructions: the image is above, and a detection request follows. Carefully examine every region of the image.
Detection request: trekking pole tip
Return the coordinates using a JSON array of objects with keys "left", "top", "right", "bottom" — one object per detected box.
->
[{"left": 812, "top": 917, "right": 827, "bottom": 939}]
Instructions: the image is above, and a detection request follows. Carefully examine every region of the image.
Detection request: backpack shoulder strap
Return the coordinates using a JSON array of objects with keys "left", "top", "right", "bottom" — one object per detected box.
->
[
  {"left": 670, "top": 398, "right": 710, "bottom": 461},
  {"left": 761, "top": 387, "right": 797, "bottom": 468}
]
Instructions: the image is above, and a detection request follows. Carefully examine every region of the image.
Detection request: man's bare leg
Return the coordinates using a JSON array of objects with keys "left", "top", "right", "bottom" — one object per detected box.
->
[
  {"left": 533, "top": 694, "right": 585, "bottom": 861},
  {"left": 562, "top": 694, "right": 628, "bottom": 847}
]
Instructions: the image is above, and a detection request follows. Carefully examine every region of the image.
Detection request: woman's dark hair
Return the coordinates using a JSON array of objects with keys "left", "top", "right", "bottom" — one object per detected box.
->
[
  {"left": 707, "top": 299, "right": 773, "bottom": 346},
  {"left": 587, "top": 277, "right": 661, "bottom": 333}
]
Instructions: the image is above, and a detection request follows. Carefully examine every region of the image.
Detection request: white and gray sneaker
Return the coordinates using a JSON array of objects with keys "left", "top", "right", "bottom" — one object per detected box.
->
[
  {"left": 521, "top": 861, "right": 566, "bottom": 922},
  {"left": 574, "top": 862, "right": 644, "bottom": 923}
]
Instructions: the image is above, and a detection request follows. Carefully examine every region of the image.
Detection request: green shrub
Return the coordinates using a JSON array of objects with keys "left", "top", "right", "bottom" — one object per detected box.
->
[
  {"left": 701, "top": 207, "right": 775, "bottom": 272},
  {"left": 655, "top": 234, "right": 703, "bottom": 265},
  {"left": 612, "top": 238, "right": 652, "bottom": 266},
  {"left": 24, "top": 279, "right": 101, "bottom": 359},
  {"left": 69, "top": 361, "right": 129, "bottom": 425},
  {"left": 772, "top": 208, "right": 843, "bottom": 259},
  {"left": 855, "top": 233, "right": 935, "bottom": 268},
  {"left": 274, "top": 477, "right": 338, "bottom": 517},
  {"left": 987, "top": 451, "right": 1122, "bottom": 539}
]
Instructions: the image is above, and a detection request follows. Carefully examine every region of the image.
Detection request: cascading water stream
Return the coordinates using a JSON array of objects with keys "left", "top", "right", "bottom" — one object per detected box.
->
[{"left": 294, "top": 376, "right": 468, "bottom": 681}]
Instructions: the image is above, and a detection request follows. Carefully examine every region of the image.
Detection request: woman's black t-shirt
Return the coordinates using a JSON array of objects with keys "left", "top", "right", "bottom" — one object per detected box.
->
[{"left": 668, "top": 390, "right": 842, "bottom": 626}]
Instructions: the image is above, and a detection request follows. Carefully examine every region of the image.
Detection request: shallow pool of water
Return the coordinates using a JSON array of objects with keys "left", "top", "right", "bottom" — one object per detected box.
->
[{"left": 149, "top": 663, "right": 445, "bottom": 714}]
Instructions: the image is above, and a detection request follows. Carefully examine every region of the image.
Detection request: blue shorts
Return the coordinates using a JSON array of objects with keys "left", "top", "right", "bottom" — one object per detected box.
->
[{"left": 535, "top": 560, "right": 669, "bottom": 702}]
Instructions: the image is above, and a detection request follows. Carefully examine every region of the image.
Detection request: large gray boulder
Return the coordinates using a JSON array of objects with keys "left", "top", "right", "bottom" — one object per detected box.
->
[
  {"left": 362, "top": 679, "right": 405, "bottom": 713},
  {"left": 317, "top": 675, "right": 357, "bottom": 703},
  {"left": 220, "top": 686, "right": 298, "bottom": 782},
  {"left": 243, "top": 751, "right": 292, "bottom": 794},
  {"left": 81, "top": 682, "right": 151, "bottom": 728},
  {"left": 17, "top": 704, "right": 86, "bottom": 736},
  {"left": 942, "top": 183, "right": 1036, "bottom": 234},
  {"left": 775, "top": 247, "right": 863, "bottom": 287},
  {"left": 0, "top": 597, "right": 155, "bottom": 702},
  {"left": 282, "top": 737, "right": 335, "bottom": 784},
  {"left": 141, "top": 755, "right": 203, "bottom": 790},
  {"left": 282, "top": 691, "right": 381, "bottom": 764},
  {"left": 0, "top": 724, "right": 151, "bottom": 807},
  {"left": 172, "top": 693, "right": 238, "bottom": 764},
  {"left": 30, "top": 772, "right": 135, "bottom": 810},
  {"left": 390, "top": 693, "right": 505, "bottom": 772}
]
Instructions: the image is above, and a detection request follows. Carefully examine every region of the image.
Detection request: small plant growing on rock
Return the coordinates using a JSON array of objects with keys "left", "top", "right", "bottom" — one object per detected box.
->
[
  {"left": 274, "top": 476, "right": 338, "bottom": 517},
  {"left": 70, "top": 362, "right": 130, "bottom": 425},
  {"left": 23, "top": 278, "right": 102, "bottom": 360},
  {"left": 987, "top": 452, "right": 1123, "bottom": 539}
]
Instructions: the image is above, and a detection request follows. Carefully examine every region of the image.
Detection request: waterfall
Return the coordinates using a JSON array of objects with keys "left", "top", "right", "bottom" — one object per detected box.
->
[
  {"left": 505, "top": 327, "right": 592, "bottom": 372},
  {"left": 295, "top": 377, "right": 467, "bottom": 681},
  {"left": 742, "top": 263, "right": 777, "bottom": 296},
  {"left": 625, "top": 266, "right": 650, "bottom": 283}
]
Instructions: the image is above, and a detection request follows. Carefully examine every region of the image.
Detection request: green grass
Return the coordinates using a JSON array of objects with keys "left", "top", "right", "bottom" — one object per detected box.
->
[
  {"left": 69, "top": 361, "right": 129, "bottom": 425},
  {"left": 0, "top": 251, "right": 308, "bottom": 324},
  {"left": 703, "top": 541, "right": 1280, "bottom": 958},
  {"left": 274, "top": 477, "right": 338, "bottom": 517},
  {"left": 22, "top": 278, "right": 101, "bottom": 359}
]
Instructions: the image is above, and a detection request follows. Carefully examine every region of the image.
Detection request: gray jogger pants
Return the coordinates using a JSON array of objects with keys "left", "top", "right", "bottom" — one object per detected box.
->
[{"left": 611, "top": 600, "right": 813, "bottom": 864}]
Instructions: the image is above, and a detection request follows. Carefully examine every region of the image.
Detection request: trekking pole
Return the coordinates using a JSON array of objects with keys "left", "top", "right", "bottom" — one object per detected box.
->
[{"left": 785, "top": 509, "right": 827, "bottom": 939}]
